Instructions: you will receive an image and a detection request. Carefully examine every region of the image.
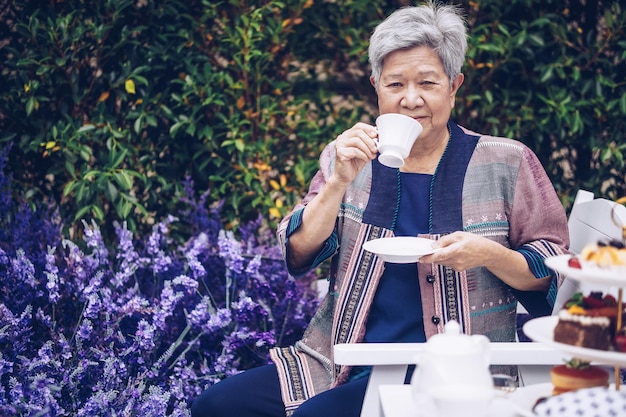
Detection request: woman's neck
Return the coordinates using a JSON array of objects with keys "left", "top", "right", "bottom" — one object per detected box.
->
[{"left": 402, "top": 128, "right": 450, "bottom": 174}]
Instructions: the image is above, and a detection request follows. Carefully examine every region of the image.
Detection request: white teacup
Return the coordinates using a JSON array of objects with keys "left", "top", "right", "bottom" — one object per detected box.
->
[
  {"left": 428, "top": 384, "right": 495, "bottom": 417},
  {"left": 376, "top": 113, "right": 423, "bottom": 168}
]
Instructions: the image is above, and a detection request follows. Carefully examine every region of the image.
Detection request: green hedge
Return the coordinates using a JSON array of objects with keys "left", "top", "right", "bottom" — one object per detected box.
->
[{"left": 1, "top": 0, "right": 624, "bottom": 240}]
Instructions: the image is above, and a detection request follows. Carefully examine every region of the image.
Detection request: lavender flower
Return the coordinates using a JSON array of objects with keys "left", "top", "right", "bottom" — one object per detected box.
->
[
  {"left": 8, "top": 376, "right": 22, "bottom": 405},
  {"left": 218, "top": 230, "right": 244, "bottom": 274},
  {"left": 0, "top": 353, "right": 13, "bottom": 378},
  {"left": 11, "top": 249, "right": 37, "bottom": 288},
  {"left": 77, "top": 389, "right": 119, "bottom": 416},
  {"left": 82, "top": 270, "right": 103, "bottom": 299},
  {"left": 44, "top": 246, "right": 61, "bottom": 303},
  {"left": 84, "top": 293, "right": 102, "bottom": 319},
  {"left": 82, "top": 219, "right": 109, "bottom": 261},
  {"left": 77, "top": 319, "right": 94, "bottom": 340},
  {"left": 144, "top": 216, "right": 176, "bottom": 273},
  {"left": 185, "top": 233, "right": 208, "bottom": 280},
  {"left": 137, "top": 385, "right": 170, "bottom": 415},
  {"left": 188, "top": 297, "right": 213, "bottom": 330},
  {"left": 206, "top": 308, "right": 232, "bottom": 332},
  {"left": 113, "top": 221, "right": 140, "bottom": 287},
  {"left": 0, "top": 174, "right": 321, "bottom": 415},
  {"left": 245, "top": 254, "right": 262, "bottom": 276},
  {"left": 173, "top": 274, "right": 198, "bottom": 294},
  {"left": 135, "top": 319, "right": 156, "bottom": 351}
]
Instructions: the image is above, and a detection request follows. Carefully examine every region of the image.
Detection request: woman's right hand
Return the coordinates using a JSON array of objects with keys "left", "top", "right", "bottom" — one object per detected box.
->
[
  {"left": 286, "top": 122, "right": 379, "bottom": 270},
  {"left": 333, "top": 122, "right": 379, "bottom": 184}
]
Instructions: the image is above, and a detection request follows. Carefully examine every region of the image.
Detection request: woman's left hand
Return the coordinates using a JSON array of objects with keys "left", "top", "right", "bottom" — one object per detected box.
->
[
  {"left": 419, "top": 231, "right": 496, "bottom": 271},
  {"left": 419, "top": 231, "right": 549, "bottom": 291}
]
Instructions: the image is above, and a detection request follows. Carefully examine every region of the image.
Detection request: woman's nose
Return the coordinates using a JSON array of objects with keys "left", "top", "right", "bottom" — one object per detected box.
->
[{"left": 402, "top": 86, "right": 424, "bottom": 109}]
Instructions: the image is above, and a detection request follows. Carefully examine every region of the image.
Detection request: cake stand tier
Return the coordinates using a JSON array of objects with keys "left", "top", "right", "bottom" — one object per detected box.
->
[
  {"left": 523, "top": 316, "right": 626, "bottom": 366},
  {"left": 545, "top": 254, "right": 626, "bottom": 287}
]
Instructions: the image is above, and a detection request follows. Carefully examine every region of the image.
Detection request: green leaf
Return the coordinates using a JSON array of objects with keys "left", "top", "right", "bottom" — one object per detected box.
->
[
  {"left": 113, "top": 171, "right": 133, "bottom": 190},
  {"left": 65, "top": 161, "right": 76, "bottom": 178},
  {"left": 540, "top": 67, "right": 553, "bottom": 83},
  {"left": 63, "top": 180, "right": 76, "bottom": 197},
  {"left": 110, "top": 127, "right": 125, "bottom": 139},
  {"left": 134, "top": 115, "right": 143, "bottom": 134},
  {"left": 80, "top": 146, "right": 91, "bottom": 162},
  {"left": 107, "top": 180, "right": 119, "bottom": 201},
  {"left": 26, "top": 97, "right": 36, "bottom": 116},
  {"left": 600, "top": 147, "right": 611, "bottom": 162},
  {"left": 527, "top": 35, "right": 544, "bottom": 47},
  {"left": 485, "top": 90, "right": 493, "bottom": 105},
  {"left": 91, "top": 205, "right": 105, "bottom": 221},
  {"left": 83, "top": 170, "right": 99, "bottom": 181},
  {"left": 74, "top": 205, "right": 92, "bottom": 221}
]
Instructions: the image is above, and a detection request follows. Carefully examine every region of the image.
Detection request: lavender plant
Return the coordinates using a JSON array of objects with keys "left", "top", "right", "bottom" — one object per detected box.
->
[{"left": 0, "top": 152, "right": 320, "bottom": 416}]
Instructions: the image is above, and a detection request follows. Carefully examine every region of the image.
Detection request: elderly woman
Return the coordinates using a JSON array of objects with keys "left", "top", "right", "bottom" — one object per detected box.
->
[{"left": 191, "top": 2, "right": 569, "bottom": 417}]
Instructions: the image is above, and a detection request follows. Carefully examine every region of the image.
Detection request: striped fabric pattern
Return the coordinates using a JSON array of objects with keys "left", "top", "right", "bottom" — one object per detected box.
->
[{"left": 271, "top": 346, "right": 316, "bottom": 415}]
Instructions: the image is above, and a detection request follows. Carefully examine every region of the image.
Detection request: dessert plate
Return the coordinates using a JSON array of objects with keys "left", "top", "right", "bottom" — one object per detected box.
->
[
  {"left": 363, "top": 236, "right": 436, "bottom": 263},
  {"left": 544, "top": 254, "right": 626, "bottom": 286},
  {"left": 522, "top": 316, "right": 626, "bottom": 366}
]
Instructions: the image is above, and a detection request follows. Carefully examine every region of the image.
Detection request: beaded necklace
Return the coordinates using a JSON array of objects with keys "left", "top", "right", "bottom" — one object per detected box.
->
[{"left": 390, "top": 122, "right": 453, "bottom": 233}]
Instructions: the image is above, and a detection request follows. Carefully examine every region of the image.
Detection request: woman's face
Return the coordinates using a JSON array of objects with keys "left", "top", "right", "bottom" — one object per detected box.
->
[{"left": 372, "top": 46, "right": 464, "bottom": 144}]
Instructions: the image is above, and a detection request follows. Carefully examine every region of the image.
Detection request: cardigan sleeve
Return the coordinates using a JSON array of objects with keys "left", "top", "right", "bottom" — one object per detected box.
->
[
  {"left": 276, "top": 143, "right": 339, "bottom": 278},
  {"left": 509, "top": 145, "right": 571, "bottom": 314},
  {"left": 283, "top": 208, "right": 338, "bottom": 277}
]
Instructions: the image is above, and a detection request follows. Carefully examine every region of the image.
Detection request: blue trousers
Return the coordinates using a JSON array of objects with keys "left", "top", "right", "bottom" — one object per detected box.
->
[{"left": 190, "top": 363, "right": 369, "bottom": 417}]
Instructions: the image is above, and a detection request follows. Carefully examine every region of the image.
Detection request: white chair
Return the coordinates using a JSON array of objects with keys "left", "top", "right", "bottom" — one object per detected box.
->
[
  {"left": 333, "top": 189, "right": 626, "bottom": 417},
  {"left": 553, "top": 189, "right": 626, "bottom": 311}
]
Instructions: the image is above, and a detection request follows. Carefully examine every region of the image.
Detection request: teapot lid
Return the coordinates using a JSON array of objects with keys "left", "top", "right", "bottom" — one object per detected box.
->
[
  {"left": 443, "top": 320, "right": 461, "bottom": 335},
  {"left": 425, "top": 320, "right": 486, "bottom": 353}
]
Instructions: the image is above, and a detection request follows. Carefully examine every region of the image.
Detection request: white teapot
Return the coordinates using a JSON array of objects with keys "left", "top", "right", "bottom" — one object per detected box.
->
[{"left": 411, "top": 320, "right": 493, "bottom": 396}]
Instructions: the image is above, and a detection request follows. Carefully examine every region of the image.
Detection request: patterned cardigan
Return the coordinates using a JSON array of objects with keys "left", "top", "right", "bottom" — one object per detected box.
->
[{"left": 270, "top": 122, "right": 570, "bottom": 415}]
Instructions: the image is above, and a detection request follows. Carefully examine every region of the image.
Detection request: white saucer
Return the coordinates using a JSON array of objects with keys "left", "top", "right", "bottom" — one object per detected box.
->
[{"left": 363, "top": 237, "right": 436, "bottom": 263}]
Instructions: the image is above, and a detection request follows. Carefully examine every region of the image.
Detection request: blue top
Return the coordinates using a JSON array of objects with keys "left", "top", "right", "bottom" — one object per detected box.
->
[{"left": 363, "top": 172, "right": 431, "bottom": 343}]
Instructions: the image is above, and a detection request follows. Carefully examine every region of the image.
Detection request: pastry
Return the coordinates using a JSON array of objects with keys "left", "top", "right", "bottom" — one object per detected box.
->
[
  {"left": 567, "top": 239, "right": 626, "bottom": 271},
  {"left": 550, "top": 359, "right": 609, "bottom": 395},
  {"left": 553, "top": 292, "right": 618, "bottom": 351}
]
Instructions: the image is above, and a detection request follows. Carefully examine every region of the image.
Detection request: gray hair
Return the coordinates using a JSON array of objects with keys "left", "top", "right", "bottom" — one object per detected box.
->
[{"left": 368, "top": 1, "right": 467, "bottom": 87}]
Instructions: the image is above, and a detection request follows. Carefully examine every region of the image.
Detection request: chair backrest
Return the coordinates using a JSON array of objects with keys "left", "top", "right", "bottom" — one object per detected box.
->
[
  {"left": 552, "top": 189, "right": 626, "bottom": 313},
  {"left": 567, "top": 189, "right": 626, "bottom": 253}
]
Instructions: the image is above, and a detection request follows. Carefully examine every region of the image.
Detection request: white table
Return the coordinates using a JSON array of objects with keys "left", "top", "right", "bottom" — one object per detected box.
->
[{"left": 377, "top": 384, "right": 543, "bottom": 417}]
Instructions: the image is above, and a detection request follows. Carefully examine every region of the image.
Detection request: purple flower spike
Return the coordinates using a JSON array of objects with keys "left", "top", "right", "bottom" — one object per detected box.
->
[{"left": 0, "top": 169, "right": 320, "bottom": 414}]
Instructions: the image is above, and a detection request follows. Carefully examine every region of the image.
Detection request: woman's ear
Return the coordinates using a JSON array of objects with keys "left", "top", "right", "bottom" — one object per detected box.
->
[
  {"left": 370, "top": 76, "right": 377, "bottom": 89},
  {"left": 449, "top": 73, "right": 464, "bottom": 107},
  {"left": 451, "top": 73, "right": 464, "bottom": 94}
]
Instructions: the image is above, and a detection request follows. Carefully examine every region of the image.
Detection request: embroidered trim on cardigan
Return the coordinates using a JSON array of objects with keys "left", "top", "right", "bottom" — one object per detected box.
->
[
  {"left": 331, "top": 224, "right": 390, "bottom": 384},
  {"left": 435, "top": 263, "right": 471, "bottom": 334},
  {"left": 270, "top": 346, "right": 315, "bottom": 416},
  {"left": 333, "top": 224, "right": 386, "bottom": 347}
]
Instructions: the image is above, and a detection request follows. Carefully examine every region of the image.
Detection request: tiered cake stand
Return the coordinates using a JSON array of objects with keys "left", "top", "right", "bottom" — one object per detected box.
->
[
  {"left": 525, "top": 198, "right": 626, "bottom": 389},
  {"left": 523, "top": 238, "right": 626, "bottom": 390}
]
